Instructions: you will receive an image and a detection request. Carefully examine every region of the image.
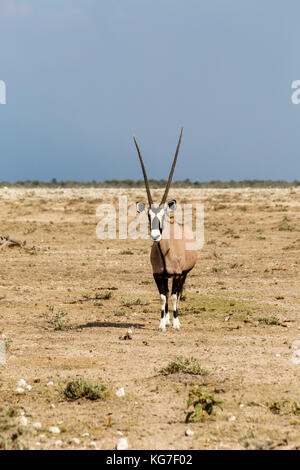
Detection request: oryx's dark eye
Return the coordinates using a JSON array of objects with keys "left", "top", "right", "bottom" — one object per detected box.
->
[{"left": 168, "top": 200, "right": 177, "bottom": 212}]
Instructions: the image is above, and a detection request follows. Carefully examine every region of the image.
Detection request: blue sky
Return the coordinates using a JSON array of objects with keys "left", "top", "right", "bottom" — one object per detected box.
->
[{"left": 0, "top": 0, "right": 299, "bottom": 182}]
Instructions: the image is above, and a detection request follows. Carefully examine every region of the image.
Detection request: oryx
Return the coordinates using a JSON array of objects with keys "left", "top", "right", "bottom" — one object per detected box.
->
[{"left": 133, "top": 129, "right": 198, "bottom": 331}]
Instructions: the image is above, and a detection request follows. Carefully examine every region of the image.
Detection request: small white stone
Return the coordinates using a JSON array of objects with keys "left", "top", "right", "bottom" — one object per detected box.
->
[
  {"left": 16, "top": 387, "right": 25, "bottom": 394},
  {"left": 116, "top": 387, "right": 125, "bottom": 397},
  {"left": 48, "top": 426, "right": 60, "bottom": 434},
  {"left": 35, "top": 442, "right": 41, "bottom": 446},
  {"left": 17, "top": 379, "right": 27, "bottom": 388},
  {"left": 20, "top": 409, "right": 25, "bottom": 416},
  {"left": 26, "top": 384, "right": 32, "bottom": 391},
  {"left": 33, "top": 422, "right": 42, "bottom": 429},
  {"left": 117, "top": 430, "right": 123, "bottom": 436},
  {"left": 50, "top": 404, "right": 55, "bottom": 409},
  {"left": 55, "top": 440, "right": 63, "bottom": 446},
  {"left": 18, "top": 416, "right": 28, "bottom": 426},
  {"left": 116, "top": 437, "right": 128, "bottom": 450},
  {"left": 275, "top": 353, "right": 281, "bottom": 358},
  {"left": 127, "top": 329, "right": 133, "bottom": 335},
  {"left": 82, "top": 432, "right": 89, "bottom": 437},
  {"left": 185, "top": 429, "right": 194, "bottom": 436},
  {"left": 47, "top": 381, "right": 54, "bottom": 387},
  {"left": 292, "top": 340, "right": 300, "bottom": 350},
  {"left": 229, "top": 415, "right": 236, "bottom": 422},
  {"left": 225, "top": 316, "right": 230, "bottom": 322},
  {"left": 239, "top": 404, "right": 244, "bottom": 408},
  {"left": 89, "top": 441, "right": 97, "bottom": 448},
  {"left": 73, "top": 438, "right": 80, "bottom": 445}
]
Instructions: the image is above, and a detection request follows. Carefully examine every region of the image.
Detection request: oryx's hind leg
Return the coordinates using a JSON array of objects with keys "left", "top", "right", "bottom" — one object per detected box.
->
[
  {"left": 171, "top": 275, "right": 181, "bottom": 330},
  {"left": 171, "top": 271, "right": 188, "bottom": 330},
  {"left": 178, "top": 271, "right": 188, "bottom": 306},
  {"left": 153, "top": 274, "right": 169, "bottom": 332},
  {"left": 164, "top": 276, "right": 170, "bottom": 327}
]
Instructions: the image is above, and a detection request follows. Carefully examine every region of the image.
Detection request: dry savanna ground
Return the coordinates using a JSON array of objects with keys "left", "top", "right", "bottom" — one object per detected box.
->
[{"left": 0, "top": 186, "right": 300, "bottom": 450}]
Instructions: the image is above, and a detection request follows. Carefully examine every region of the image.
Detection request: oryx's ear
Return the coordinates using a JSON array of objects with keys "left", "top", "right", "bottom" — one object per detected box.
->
[
  {"left": 136, "top": 202, "right": 146, "bottom": 213},
  {"left": 167, "top": 200, "right": 177, "bottom": 212}
]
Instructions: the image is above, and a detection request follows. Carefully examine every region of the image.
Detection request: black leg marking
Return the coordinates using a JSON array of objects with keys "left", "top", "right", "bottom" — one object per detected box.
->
[
  {"left": 154, "top": 274, "right": 169, "bottom": 298},
  {"left": 171, "top": 275, "right": 180, "bottom": 323},
  {"left": 178, "top": 272, "right": 188, "bottom": 299},
  {"left": 154, "top": 274, "right": 169, "bottom": 330},
  {"left": 163, "top": 276, "right": 169, "bottom": 314},
  {"left": 171, "top": 271, "right": 190, "bottom": 328},
  {"left": 171, "top": 275, "right": 181, "bottom": 295}
]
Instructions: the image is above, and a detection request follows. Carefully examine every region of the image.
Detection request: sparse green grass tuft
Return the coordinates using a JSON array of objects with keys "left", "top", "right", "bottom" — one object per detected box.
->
[
  {"left": 278, "top": 217, "right": 300, "bottom": 232},
  {"left": 258, "top": 316, "right": 283, "bottom": 326},
  {"left": 267, "top": 400, "right": 286, "bottom": 414},
  {"left": 63, "top": 378, "right": 108, "bottom": 401},
  {"left": 83, "top": 291, "right": 112, "bottom": 301},
  {"left": 43, "top": 305, "right": 74, "bottom": 331},
  {"left": 224, "top": 228, "right": 240, "bottom": 238},
  {"left": 160, "top": 356, "right": 208, "bottom": 376},
  {"left": 185, "top": 387, "right": 223, "bottom": 422},
  {"left": 4, "top": 404, "right": 21, "bottom": 418},
  {"left": 0, "top": 404, "right": 27, "bottom": 450},
  {"left": 179, "top": 292, "right": 282, "bottom": 322},
  {"left": 121, "top": 298, "right": 150, "bottom": 308},
  {"left": 267, "top": 399, "right": 300, "bottom": 415},
  {"left": 290, "top": 401, "right": 300, "bottom": 415},
  {"left": 114, "top": 308, "right": 126, "bottom": 317},
  {"left": 212, "top": 266, "right": 224, "bottom": 273}
]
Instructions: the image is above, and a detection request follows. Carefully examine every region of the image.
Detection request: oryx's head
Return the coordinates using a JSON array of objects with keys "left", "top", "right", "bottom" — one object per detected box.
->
[{"left": 133, "top": 129, "right": 182, "bottom": 242}]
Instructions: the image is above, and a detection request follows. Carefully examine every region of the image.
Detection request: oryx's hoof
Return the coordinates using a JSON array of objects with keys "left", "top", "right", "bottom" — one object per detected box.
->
[
  {"left": 172, "top": 318, "right": 181, "bottom": 331},
  {"left": 158, "top": 326, "right": 166, "bottom": 332},
  {"left": 158, "top": 319, "right": 166, "bottom": 332}
]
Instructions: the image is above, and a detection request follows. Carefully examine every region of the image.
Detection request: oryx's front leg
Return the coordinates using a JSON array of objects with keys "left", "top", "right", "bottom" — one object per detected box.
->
[
  {"left": 171, "top": 272, "right": 188, "bottom": 330},
  {"left": 154, "top": 275, "right": 169, "bottom": 331},
  {"left": 171, "top": 276, "right": 180, "bottom": 330},
  {"left": 171, "top": 293, "right": 180, "bottom": 330}
]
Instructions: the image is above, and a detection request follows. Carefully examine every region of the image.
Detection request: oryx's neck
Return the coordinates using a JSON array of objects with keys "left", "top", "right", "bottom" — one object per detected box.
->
[{"left": 159, "top": 216, "right": 183, "bottom": 250}]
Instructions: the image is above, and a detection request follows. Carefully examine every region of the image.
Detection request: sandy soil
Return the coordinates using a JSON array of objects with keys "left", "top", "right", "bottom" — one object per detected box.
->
[{"left": 0, "top": 186, "right": 300, "bottom": 450}]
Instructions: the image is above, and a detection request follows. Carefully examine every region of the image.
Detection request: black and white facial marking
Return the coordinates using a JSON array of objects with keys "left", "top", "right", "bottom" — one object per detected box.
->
[{"left": 136, "top": 200, "right": 177, "bottom": 242}]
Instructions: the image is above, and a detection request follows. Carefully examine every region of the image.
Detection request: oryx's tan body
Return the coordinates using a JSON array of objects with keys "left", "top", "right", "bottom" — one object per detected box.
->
[{"left": 151, "top": 216, "right": 198, "bottom": 275}]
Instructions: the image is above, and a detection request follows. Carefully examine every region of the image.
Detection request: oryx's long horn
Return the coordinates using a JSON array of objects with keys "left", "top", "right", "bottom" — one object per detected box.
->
[
  {"left": 160, "top": 128, "right": 183, "bottom": 205},
  {"left": 133, "top": 136, "right": 153, "bottom": 206}
]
